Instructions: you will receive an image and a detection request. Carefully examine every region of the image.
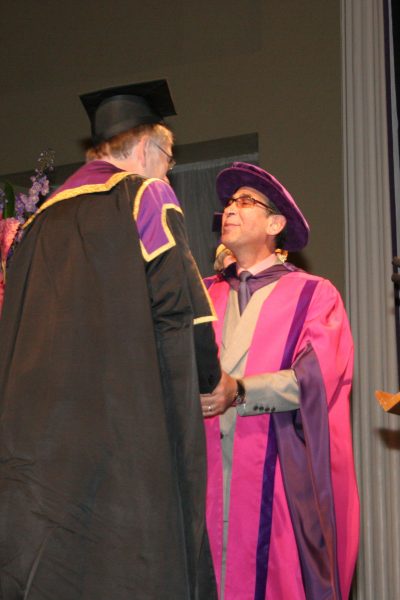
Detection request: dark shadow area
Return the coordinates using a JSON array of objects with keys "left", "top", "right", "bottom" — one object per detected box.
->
[
  {"left": 287, "top": 251, "right": 311, "bottom": 273},
  {"left": 0, "top": 161, "right": 83, "bottom": 190},
  {"left": 377, "top": 427, "right": 400, "bottom": 449}
]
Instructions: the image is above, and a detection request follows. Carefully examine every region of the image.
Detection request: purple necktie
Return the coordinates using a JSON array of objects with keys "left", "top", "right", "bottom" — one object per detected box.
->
[{"left": 238, "top": 270, "right": 252, "bottom": 314}]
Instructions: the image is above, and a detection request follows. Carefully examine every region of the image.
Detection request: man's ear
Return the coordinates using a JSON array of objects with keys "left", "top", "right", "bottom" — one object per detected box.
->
[
  {"left": 266, "top": 214, "right": 287, "bottom": 235},
  {"left": 135, "top": 134, "right": 150, "bottom": 168}
]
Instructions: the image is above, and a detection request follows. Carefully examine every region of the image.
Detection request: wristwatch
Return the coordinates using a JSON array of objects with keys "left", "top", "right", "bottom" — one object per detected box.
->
[{"left": 232, "top": 378, "right": 246, "bottom": 406}]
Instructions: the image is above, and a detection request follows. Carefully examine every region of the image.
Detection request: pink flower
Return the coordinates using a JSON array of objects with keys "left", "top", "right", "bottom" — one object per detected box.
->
[
  {"left": 0, "top": 217, "right": 20, "bottom": 317},
  {"left": 0, "top": 217, "right": 20, "bottom": 263},
  {"left": 0, "top": 272, "right": 4, "bottom": 318}
]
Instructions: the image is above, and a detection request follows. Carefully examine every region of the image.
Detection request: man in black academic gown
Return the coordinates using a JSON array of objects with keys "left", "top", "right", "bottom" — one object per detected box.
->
[{"left": 0, "top": 80, "right": 222, "bottom": 599}]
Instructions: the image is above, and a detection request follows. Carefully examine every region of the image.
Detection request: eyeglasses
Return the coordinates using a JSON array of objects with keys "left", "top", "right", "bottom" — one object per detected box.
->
[
  {"left": 223, "top": 194, "right": 273, "bottom": 211},
  {"left": 151, "top": 140, "right": 176, "bottom": 170}
]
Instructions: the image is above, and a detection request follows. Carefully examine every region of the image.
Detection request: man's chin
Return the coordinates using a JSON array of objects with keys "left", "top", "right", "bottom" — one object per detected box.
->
[{"left": 221, "top": 233, "right": 236, "bottom": 247}]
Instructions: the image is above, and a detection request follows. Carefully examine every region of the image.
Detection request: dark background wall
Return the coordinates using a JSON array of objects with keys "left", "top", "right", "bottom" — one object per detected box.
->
[{"left": 0, "top": 1, "right": 344, "bottom": 293}]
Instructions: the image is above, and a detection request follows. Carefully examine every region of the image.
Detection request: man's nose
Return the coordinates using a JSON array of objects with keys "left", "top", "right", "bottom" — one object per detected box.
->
[{"left": 225, "top": 203, "right": 238, "bottom": 215}]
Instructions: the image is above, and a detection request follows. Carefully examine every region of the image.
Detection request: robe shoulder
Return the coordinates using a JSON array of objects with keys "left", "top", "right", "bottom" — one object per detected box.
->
[{"left": 132, "top": 179, "right": 183, "bottom": 262}]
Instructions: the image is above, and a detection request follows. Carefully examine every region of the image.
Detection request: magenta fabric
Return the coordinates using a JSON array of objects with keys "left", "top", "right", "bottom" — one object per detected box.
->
[
  {"left": 255, "top": 279, "right": 321, "bottom": 600},
  {"left": 204, "top": 271, "right": 359, "bottom": 600}
]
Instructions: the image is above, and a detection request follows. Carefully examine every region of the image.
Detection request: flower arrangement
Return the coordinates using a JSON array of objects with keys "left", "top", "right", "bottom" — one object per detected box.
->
[{"left": 0, "top": 150, "right": 55, "bottom": 314}]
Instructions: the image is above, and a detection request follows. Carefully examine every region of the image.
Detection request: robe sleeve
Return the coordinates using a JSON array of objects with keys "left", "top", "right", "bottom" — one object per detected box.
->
[
  {"left": 237, "top": 369, "right": 299, "bottom": 415},
  {"left": 292, "top": 277, "right": 353, "bottom": 405},
  {"left": 274, "top": 279, "right": 359, "bottom": 598},
  {"left": 237, "top": 277, "right": 351, "bottom": 417},
  {"left": 134, "top": 179, "right": 221, "bottom": 394}
]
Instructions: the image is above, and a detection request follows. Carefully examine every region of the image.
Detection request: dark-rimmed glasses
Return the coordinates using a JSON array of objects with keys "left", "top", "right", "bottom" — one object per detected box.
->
[
  {"left": 223, "top": 194, "right": 273, "bottom": 211},
  {"left": 151, "top": 140, "right": 176, "bottom": 170}
]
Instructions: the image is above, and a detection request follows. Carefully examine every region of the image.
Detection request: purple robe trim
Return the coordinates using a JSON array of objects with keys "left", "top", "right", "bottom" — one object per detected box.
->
[
  {"left": 254, "top": 279, "right": 318, "bottom": 599},
  {"left": 135, "top": 182, "right": 182, "bottom": 257},
  {"left": 287, "top": 345, "right": 341, "bottom": 599},
  {"left": 254, "top": 419, "right": 278, "bottom": 600},
  {"left": 223, "top": 262, "right": 298, "bottom": 295},
  {"left": 203, "top": 276, "right": 216, "bottom": 290},
  {"left": 48, "top": 160, "right": 125, "bottom": 199}
]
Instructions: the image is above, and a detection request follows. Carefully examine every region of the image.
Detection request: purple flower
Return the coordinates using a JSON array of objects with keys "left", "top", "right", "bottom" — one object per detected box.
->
[
  {"left": 19, "top": 192, "right": 37, "bottom": 214},
  {"left": 0, "top": 188, "right": 5, "bottom": 215},
  {"left": 11, "top": 170, "right": 52, "bottom": 222},
  {"left": 30, "top": 174, "right": 50, "bottom": 197},
  {"left": 14, "top": 195, "right": 26, "bottom": 222},
  {"left": 0, "top": 149, "right": 55, "bottom": 314}
]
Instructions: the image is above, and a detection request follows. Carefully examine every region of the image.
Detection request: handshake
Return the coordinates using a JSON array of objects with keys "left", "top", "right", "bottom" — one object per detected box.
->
[{"left": 200, "top": 371, "right": 239, "bottom": 417}]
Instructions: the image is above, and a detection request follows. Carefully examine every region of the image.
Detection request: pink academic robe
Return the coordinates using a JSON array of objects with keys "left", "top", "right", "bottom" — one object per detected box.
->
[{"left": 204, "top": 270, "right": 359, "bottom": 600}]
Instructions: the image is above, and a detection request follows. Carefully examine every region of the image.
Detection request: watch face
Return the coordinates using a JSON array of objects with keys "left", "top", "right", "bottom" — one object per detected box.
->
[{"left": 235, "top": 379, "right": 246, "bottom": 405}]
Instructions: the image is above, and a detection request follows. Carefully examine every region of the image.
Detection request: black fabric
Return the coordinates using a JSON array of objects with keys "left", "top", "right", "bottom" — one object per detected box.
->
[
  {"left": 80, "top": 79, "right": 176, "bottom": 144},
  {"left": 149, "top": 208, "right": 220, "bottom": 393},
  {"left": 0, "top": 177, "right": 218, "bottom": 599}
]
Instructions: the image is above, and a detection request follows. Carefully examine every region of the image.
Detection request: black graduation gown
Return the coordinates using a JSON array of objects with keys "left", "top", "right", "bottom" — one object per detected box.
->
[{"left": 0, "top": 172, "right": 220, "bottom": 600}]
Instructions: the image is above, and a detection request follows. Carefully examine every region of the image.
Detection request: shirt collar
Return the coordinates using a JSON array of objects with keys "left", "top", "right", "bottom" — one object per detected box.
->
[{"left": 237, "top": 253, "right": 280, "bottom": 276}]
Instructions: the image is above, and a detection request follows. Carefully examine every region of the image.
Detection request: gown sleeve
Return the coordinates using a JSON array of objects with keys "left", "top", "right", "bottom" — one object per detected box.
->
[
  {"left": 238, "top": 369, "right": 299, "bottom": 415},
  {"left": 134, "top": 178, "right": 221, "bottom": 394}
]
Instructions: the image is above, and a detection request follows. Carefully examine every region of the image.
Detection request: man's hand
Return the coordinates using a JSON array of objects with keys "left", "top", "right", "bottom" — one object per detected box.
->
[{"left": 200, "top": 371, "right": 238, "bottom": 418}]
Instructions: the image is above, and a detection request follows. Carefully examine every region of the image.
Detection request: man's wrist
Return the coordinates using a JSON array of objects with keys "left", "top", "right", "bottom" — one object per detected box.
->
[{"left": 232, "top": 378, "right": 246, "bottom": 406}]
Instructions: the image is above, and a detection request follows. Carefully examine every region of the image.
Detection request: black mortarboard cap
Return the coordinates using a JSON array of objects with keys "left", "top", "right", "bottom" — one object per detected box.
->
[{"left": 80, "top": 79, "right": 176, "bottom": 144}]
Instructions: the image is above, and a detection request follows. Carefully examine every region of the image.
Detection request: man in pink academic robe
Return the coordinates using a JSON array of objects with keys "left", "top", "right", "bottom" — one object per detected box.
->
[{"left": 200, "top": 162, "right": 359, "bottom": 600}]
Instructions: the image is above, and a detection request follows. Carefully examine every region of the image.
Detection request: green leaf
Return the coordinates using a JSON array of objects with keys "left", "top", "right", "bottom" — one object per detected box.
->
[{"left": 2, "top": 181, "right": 15, "bottom": 218}]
